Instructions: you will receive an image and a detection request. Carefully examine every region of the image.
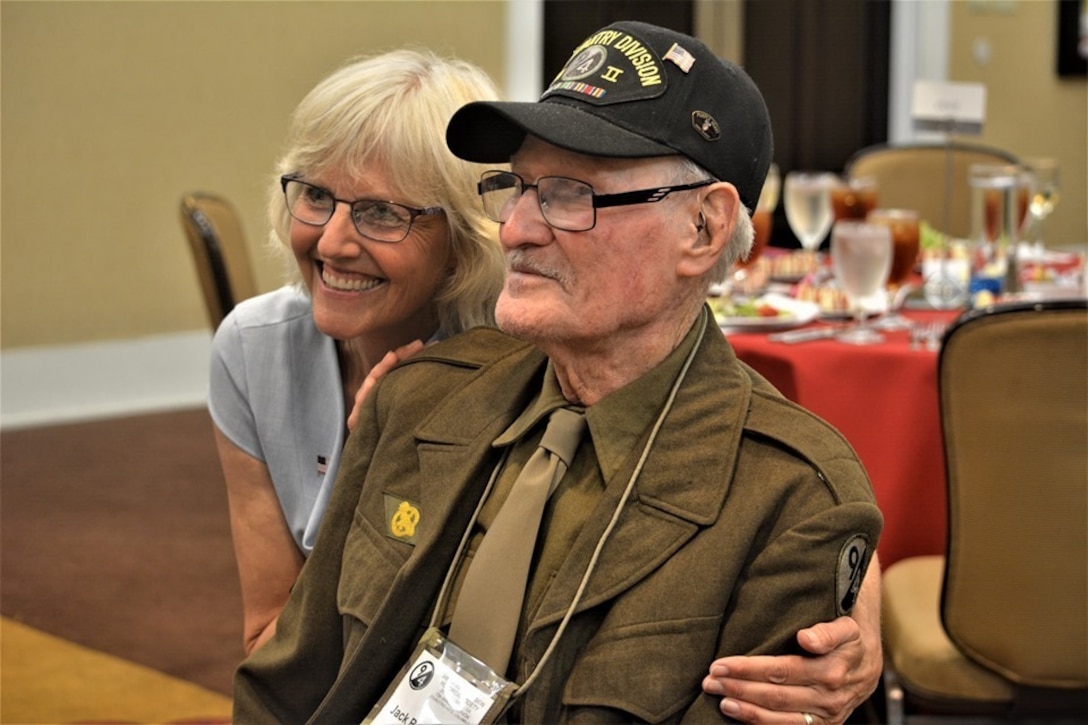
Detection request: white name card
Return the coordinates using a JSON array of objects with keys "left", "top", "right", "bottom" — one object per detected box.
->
[{"left": 911, "top": 80, "right": 987, "bottom": 135}]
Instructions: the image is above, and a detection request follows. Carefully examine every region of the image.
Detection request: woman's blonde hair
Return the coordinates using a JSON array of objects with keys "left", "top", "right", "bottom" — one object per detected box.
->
[{"left": 269, "top": 49, "right": 504, "bottom": 335}]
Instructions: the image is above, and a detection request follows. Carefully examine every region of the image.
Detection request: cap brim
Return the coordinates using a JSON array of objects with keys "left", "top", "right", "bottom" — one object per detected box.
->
[{"left": 447, "top": 100, "right": 678, "bottom": 164}]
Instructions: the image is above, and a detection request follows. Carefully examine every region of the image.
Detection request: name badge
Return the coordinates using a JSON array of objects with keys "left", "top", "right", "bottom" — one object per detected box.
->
[{"left": 364, "top": 628, "right": 516, "bottom": 725}]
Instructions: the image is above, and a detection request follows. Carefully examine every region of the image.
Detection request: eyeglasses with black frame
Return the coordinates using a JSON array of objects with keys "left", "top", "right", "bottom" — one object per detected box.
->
[
  {"left": 280, "top": 175, "right": 444, "bottom": 243},
  {"left": 477, "top": 170, "right": 716, "bottom": 232}
]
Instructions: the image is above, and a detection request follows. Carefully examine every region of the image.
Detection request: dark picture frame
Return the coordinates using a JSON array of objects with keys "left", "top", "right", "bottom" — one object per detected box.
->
[{"left": 1057, "top": 0, "right": 1087, "bottom": 76}]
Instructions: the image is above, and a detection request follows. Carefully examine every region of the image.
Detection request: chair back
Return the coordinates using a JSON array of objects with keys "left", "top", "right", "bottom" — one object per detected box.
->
[
  {"left": 938, "top": 300, "right": 1088, "bottom": 691},
  {"left": 179, "top": 193, "right": 258, "bottom": 329},
  {"left": 845, "top": 142, "right": 1019, "bottom": 239}
]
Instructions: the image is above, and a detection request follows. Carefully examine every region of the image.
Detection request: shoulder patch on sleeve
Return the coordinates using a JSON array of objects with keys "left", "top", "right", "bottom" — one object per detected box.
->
[{"left": 836, "top": 534, "right": 870, "bottom": 615}]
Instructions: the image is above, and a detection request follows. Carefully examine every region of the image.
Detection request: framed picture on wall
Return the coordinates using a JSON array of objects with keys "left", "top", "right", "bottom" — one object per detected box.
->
[{"left": 1057, "top": 0, "right": 1087, "bottom": 76}]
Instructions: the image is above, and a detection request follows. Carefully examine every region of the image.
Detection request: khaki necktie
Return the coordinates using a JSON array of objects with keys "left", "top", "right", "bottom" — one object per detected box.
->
[{"left": 449, "top": 407, "right": 586, "bottom": 675}]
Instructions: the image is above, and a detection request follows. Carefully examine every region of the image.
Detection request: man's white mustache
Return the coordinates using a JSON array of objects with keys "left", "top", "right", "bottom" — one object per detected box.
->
[{"left": 506, "top": 249, "right": 568, "bottom": 285}]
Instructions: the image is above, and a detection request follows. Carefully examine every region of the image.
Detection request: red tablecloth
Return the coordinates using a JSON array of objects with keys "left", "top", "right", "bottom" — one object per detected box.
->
[{"left": 727, "top": 309, "right": 961, "bottom": 568}]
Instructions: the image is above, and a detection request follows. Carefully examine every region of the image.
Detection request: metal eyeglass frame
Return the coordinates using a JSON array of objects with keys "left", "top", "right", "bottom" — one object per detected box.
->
[
  {"left": 477, "top": 170, "right": 716, "bottom": 232},
  {"left": 280, "top": 174, "right": 443, "bottom": 243}
]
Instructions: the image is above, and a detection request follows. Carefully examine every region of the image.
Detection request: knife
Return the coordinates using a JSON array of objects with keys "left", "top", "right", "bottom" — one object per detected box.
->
[{"left": 768, "top": 326, "right": 840, "bottom": 344}]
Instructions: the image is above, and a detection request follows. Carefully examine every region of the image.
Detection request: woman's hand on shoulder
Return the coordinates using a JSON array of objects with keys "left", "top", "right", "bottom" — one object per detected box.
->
[
  {"left": 701, "top": 559, "right": 882, "bottom": 724},
  {"left": 347, "top": 339, "right": 426, "bottom": 432}
]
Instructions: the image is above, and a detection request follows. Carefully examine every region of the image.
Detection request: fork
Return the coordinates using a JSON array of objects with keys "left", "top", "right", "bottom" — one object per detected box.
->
[
  {"left": 909, "top": 323, "right": 926, "bottom": 351},
  {"left": 925, "top": 322, "right": 948, "bottom": 351},
  {"left": 910, "top": 322, "right": 946, "bottom": 351}
]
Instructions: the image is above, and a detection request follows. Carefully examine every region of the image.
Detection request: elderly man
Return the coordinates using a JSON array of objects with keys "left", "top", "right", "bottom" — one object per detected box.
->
[{"left": 234, "top": 21, "right": 881, "bottom": 724}]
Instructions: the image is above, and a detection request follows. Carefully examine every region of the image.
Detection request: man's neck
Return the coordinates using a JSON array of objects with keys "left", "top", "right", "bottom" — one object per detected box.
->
[{"left": 543, "top": 305, "right": 704, "bottom": 406}]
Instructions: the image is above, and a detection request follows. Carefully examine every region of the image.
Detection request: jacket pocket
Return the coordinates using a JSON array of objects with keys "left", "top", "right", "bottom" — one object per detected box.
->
[
  {"left": 561, "top": 613, "right": 722, "bottom": 722},
  {"left": 337, "top": 509, "right": 410, "bottom": 634}
]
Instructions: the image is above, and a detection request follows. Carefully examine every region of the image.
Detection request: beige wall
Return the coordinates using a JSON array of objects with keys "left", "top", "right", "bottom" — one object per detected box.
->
[
  {"left": 949, "top": 0, "right": 1086, "bottom": 251},
  {"left": 695, "top": 0, "right": 744, "bottom": 64},
  {"left": 1, "top": 0, "right": 506, "bottom": 349}
]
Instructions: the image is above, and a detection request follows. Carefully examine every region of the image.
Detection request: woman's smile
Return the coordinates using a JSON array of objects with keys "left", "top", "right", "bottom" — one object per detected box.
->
[{"left": 316, "top": 261, "right": 386, "bottom": 294}]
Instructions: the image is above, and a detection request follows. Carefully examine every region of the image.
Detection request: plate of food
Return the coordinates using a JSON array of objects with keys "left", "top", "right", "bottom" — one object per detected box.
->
[
  {"left": 793, "top": 280, "right": 853, "bottom": 320},
  {"left": 766, "top": 251, "right": 821, "bottom": 283},
  {"left": 709, "top": 293, "right": 820, "bottom": 331}
]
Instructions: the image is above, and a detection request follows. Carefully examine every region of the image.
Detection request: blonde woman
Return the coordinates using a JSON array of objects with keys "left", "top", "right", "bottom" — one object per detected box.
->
[{"left": 209, "top": 50, "right": 504, "bottom": 655}]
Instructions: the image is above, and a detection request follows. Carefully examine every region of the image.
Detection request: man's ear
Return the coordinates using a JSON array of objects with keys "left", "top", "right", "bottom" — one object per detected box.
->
[{"left": 677, "top": 182, "right": 740, "bottom": 278}]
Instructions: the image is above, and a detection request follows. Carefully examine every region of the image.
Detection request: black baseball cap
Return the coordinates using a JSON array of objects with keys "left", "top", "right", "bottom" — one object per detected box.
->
[{"left": 446, "top": 20, "right": 773, "bottom": 212}]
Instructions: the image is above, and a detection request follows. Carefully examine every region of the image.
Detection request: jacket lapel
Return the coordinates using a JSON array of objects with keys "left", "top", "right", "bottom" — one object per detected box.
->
[
  {"left": 411, "top": 346, "right": 549, "bottom": 547},
  {"left": 313, "top": 346, "right": 549, "bottom": 721}
]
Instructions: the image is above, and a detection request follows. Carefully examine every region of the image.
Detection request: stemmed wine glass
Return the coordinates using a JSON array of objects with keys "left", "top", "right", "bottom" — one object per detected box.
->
[
  {"left": 831, "top": 220, "right": 893, "bottom": 345},
  {"left": 784, "top": 171, "right": 834, "bottom": 257}
]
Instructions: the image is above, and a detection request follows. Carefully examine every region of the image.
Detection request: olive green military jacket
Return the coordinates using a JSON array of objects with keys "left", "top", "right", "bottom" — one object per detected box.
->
[{"left": 234, "top": 321, "right": 882, "bottom": 724}]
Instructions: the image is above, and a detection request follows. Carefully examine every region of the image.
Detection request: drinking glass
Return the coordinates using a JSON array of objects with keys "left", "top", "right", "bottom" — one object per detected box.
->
[
  {"left": 922, "top": 239, "right": 970, "bottom": 310},
  {"left": 970, "top": 163, "right": 1021, "bottom": 248},
  {"left": 1022, "top": 157, "right": 1061, "bottom": 245},
  {"left": 784, "top": 171, "right": 834, "bottom": 255},
  {"left": 831, "top": 220, "right": 893, "bottom": 345},
  {"left": 867, "top": 208, "right": 920, "bottom": 330},
  {"left": 1014, "top": 167, "right": 1033, "bottom": 237},
  {"left": 830, "top": 175, "right": 879, "bottom": 222},
  {"left": 969, "top": 163, "right": 1021, "bottom": 292},
  {"left": 738, "top": 163, "right": 780, "bottom": 269}
]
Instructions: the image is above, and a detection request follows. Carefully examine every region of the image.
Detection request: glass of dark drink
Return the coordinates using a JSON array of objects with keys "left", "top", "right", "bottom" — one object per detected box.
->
[
  {"left": 867, "top": 208, "right": 920, "bottom": 329},
  {"left": 831, "top": 175, "right": 879, "bottom": 222}
]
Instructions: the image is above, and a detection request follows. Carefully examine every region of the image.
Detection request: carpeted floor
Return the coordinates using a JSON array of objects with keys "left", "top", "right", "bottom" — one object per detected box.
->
[
  {"left": 1, "top": 617, "right": 233, "bottom": 723},
  {"left": 1, "top": 408, "right": 246, "bottom": 711}
]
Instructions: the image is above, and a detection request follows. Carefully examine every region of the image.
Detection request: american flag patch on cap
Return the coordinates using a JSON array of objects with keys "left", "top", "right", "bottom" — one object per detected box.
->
[{"left": 664, "top": 43, "right": 696, "bottom": 72}]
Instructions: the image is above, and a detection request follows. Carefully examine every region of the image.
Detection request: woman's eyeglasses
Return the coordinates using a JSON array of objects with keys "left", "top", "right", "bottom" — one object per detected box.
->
[{"left": 280, "top": 175, "right": 443, "bottom": 243}]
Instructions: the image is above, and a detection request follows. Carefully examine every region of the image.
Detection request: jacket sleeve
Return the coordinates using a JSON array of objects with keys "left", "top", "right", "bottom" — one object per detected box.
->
[{"left": 677, "top": 449, "right": 883, "bottom": 723}]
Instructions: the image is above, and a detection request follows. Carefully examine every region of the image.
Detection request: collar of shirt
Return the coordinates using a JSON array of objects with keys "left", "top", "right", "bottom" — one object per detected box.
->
[
  {"left": 492, "top": 311, "right": 707, "bottom": 481},
  {"left": 492, "top": 364, "right": 577, "bottom": 448},
  {"left": 587, "top": 314, "right": 704, "bottom": 481}
]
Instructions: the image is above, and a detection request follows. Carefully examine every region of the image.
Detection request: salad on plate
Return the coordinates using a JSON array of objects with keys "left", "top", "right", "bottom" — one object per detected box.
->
[{"left": 709, "top": 293, "right": 821, "bottom": 330}]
